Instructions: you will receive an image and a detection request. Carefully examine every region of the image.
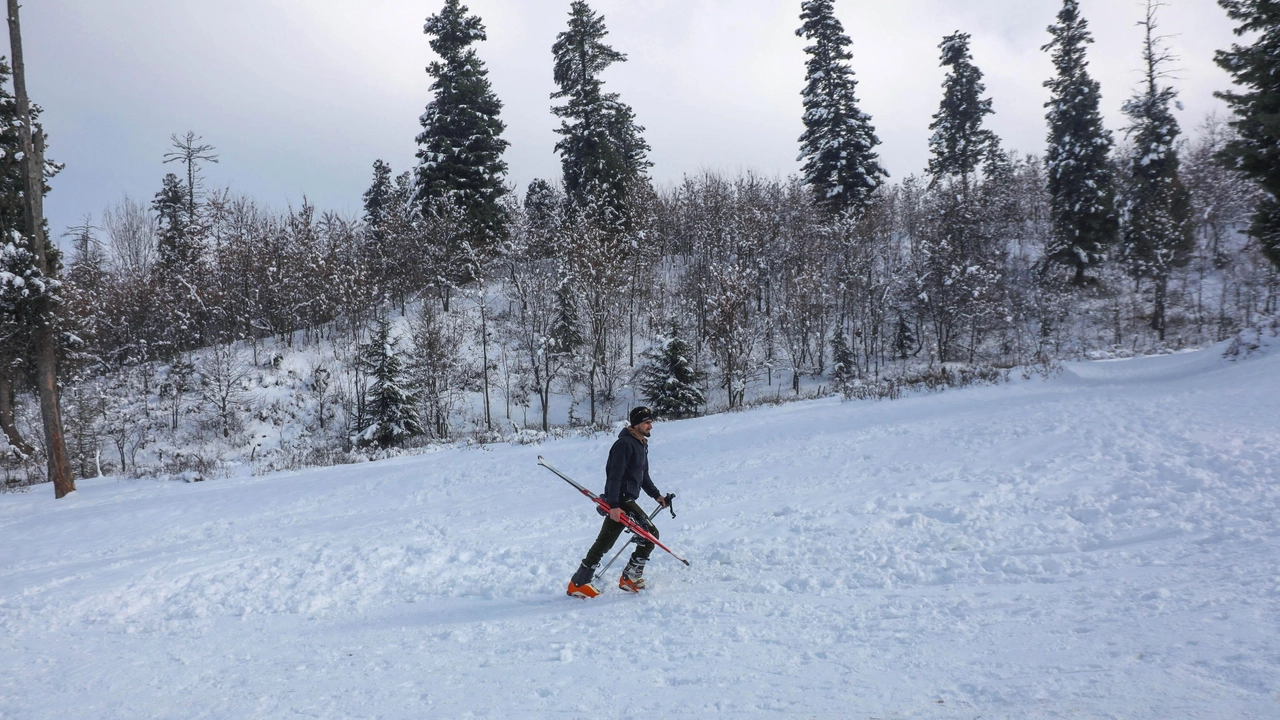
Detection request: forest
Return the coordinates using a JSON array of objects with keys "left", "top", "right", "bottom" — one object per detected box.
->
[{"left": 2, "top": 0, "right": 1278, "bottom": 489}]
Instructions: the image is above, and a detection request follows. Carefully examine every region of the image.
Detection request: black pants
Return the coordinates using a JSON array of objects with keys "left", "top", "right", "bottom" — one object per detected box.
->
[{"left": 582, "top": 498, "right": 659, "bottom": 568}]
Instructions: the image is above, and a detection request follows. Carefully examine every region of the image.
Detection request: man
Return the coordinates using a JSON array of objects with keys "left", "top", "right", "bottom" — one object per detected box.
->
[{"left": 567, "top": 406, "right": 669, "bottom": 598}]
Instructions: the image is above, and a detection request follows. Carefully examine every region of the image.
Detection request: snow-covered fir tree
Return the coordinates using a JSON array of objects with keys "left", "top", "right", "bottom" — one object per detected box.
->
[
  {"left": 413, "top": 0, "right": 510, "bottom": 273},
  {"left": 551, "top": 1, "right": 651, "bottom": 214},
  {"left": 551, "top": 276, "right": 583, "bottom": 354},
  {"left": 636, "top": 322, "right": 704, "bottom": 420},
  {"left": 153, "top": 173, "right": 199, "bottom": 275},
  {"left": 0, "top": 57, "right": 36, "bottom": 368},
  {"left": 0, "top": 60, "right": 25, "bottom": 247},
  {"left": 1042, "top": 0, "right": 1119, "bottom": 284},
  {"left": 0, "top": 234, "right": 51, "bottom": 329},
  {"left": 918, "top": 32, "right": 1005, "bottom": 362},
  {"left": 928, "top": 32, "right": 998, "bottom": 187},
  {"left": 796, "top": 0, "right": 887, "bottom": 215},
  {"left": 355, "top": 317, "right": 423, "bottom": 449},
  {"left": 1120, "top": 1, "right": 1194, "bottom": 341},
  {"left": 363, "top": 159, "right": 395, "bottom": 240},
  {"left": 1215, "top": 0, "right": 1280, "bottom": 270},
  {"left": 830, "top": 325, "right": 857, "bottom": 386}
]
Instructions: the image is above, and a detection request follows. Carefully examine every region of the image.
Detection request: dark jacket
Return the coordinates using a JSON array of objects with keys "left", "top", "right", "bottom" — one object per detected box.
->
[{"left": 602, "top": 427, "right": 660, "bottom": 508}]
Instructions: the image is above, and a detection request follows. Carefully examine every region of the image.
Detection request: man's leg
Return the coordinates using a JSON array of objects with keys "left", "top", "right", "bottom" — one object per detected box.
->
[
  {"left": 621, "top": 499, "right": 658, "bottom": 563},
  {"left": 570, "top": 515, "right": 626, "bottom": 587},
  {"left": 583, "top": 515, "right": 626, "bottom": 568},
  {"left": 618, "top": 499, "right": 659, "bottom": 591}
]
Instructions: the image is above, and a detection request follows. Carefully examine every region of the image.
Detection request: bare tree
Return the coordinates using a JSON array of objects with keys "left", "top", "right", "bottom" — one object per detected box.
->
[
  {"left": 408, "top": 304, "right": 468, "bottom": 439},
  {"left": 102, "top": 373, "right": 146, "bottom": 475},
  {"left": 163, "top": 131, "right": 219, "bottom": 223},
  {"left": 307, "top": 361, "right": 334, "bottom": 432},
  {"left": 198, "top": 343, "right": 250, "bottom": 438},
  {"left": 102, "top": 196, "right": 158, "bottom": 282}
]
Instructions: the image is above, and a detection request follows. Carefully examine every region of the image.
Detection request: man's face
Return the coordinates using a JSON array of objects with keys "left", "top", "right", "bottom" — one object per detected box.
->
[{"left": 636, "top": 419, "right": 653, "bottom": 437}]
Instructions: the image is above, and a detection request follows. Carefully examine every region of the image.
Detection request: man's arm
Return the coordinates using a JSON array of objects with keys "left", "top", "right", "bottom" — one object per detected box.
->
[
  {"left": 642, "top": 468, "right": 660, "bottom": 502},
  {"left": 601, "top": 440, "right": 628, "bottom": 507}
]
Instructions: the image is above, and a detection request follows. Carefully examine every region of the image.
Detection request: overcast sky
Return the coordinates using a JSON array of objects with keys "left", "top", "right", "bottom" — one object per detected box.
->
[{"left": 29, "top": 0, "right": 1241, "bottom": 238}]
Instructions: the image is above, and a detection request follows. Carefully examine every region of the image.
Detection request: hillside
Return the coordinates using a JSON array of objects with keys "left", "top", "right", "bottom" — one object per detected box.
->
[{"left": 1, "top": 340, "right": 1277, "bottom": 718}]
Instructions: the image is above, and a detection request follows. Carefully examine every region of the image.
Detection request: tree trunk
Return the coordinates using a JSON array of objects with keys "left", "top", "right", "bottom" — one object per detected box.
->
[
  {"left": 8, "top": 1, "right": 74, "bottom": 498},
  {"left": 1152, "top": 274, "right": 1168, "bottom": 342},
  {"left": 479, "top": 296, "right": 491, "bottom": 431},
  {"left": 0, "top": 370, "right": 33, "bottom": 457},
  {"left": 1072, "top": 262, "right": 1086, "bottom": 286}
]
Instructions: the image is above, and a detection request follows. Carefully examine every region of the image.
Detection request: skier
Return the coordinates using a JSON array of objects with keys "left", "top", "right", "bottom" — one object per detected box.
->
[{"left": 566, "top": 406, "right": 669, "bottom": 598}]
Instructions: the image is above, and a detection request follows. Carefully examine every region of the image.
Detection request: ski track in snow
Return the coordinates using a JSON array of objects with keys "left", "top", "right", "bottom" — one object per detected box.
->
[{"left": 1, "top": 345, "right": 1278, "bottom": 718}]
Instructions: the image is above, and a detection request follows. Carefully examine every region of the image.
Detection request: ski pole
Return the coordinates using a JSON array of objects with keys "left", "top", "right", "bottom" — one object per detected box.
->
[
  {"left": 538, "top": 456, "right": 691, "bottom": 566},
  {"left": 595, "top": 494, "right": 675, "bottom": 581}
]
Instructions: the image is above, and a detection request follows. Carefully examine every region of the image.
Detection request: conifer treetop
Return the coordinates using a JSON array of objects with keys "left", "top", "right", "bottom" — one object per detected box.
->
[
  {"left": 424, "top": 0, "right": 487, "bottom": 59},
  {"left": 1042, "top": 0, "right": 1118, "bottom": 280},
  {"left": 550, "top": 1, "right": 650, "bottom": 209},
  {"left": 552, "top": 1, "right": 625, "bottom": 104},
  {"left": 928, "top": 31, "right": 997, "bottom": 186},
  {"left": 796, "top": 0, "right": 887, "bottom": 214},
  {"left": 414, "top": 0, "right": 509, "bottom": 245},
  {"left": 1214, "top": 0, "right": 1280, "bottom": 268}
]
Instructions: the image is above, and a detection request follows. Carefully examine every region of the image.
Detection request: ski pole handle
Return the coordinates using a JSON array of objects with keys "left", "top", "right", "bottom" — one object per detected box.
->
[{"left": 663, "top": 493, "right": 677, "bottom": 519}]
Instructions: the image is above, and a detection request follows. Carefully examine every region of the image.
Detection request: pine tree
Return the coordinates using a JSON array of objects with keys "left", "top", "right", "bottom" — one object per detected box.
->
[
  {"left": 893, "top": 317, "right": 918, "bottom": 360},
  {"left": 1042, "top": 0, "right": 1119, "bottom": 284},
  {"left": 796, "top": 0, "right": 887, "bottom": 215},
  {"left": 830, "top": 325, "right": 857, "bottom": 386},
  {"left": 151, "top": 171, "right": 205, "bottom": 357},
  {"left": 413, "top": 0, "right": 510, "bottom": 269},
  {"left": 927, "top": 32, "right": 997, "bottom": 188},
  {"left": 551, "top": 1, "right": 651, "bottom": 213},
  {"left": 62, "top": 217, "right": 106, "bottom": 367},
  {"left": 0, "top": 54, "right": 36, "bottom": 329},
  {"left": 550, "top": 276, "right": 583, "bottom": 353},
  {"left": 523, "top": 178, "right": 562, "bottom": 259},
  {"left": 637, "top": 322, "right": 704, "bottom": 419},
  {"left": 0, "top": 230, "right": 51, "bottom": 325},
  {"left": 1120, "top": 1, "right": 1193, "bottom": 341},
  {"left": 153, "top": 172, "right": 199, "bottom": 274},
  {"left": 0, "top": 54, "right": 44, "bottom": 461},
  {"left": 362, "top": 159, "right": 399, "bottom": 301},
  {"left": 919, "top": 32, "right": 1004, "bottom": 362},
  {"left": 1214, "top": 0, "right": 1280, "bottom": 269},
  {"left": 0, "top": 58, "right": 23, "bottom": 245},
  {"left": 355, "top": 317, "right": 423, "bottom": 449},
  {"left": 363, "top": 159, "right": 395, "bottom": 238}
]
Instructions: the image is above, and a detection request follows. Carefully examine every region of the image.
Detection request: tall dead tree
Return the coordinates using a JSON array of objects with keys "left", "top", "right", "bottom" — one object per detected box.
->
[{"left": 7, "top": 0, "right": 74, "bottom": 497}]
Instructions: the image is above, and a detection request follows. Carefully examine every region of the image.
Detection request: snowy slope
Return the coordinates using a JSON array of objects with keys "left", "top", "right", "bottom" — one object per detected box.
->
[{"left": 1, "top": 342, "right": 1278, "bottom": 719}]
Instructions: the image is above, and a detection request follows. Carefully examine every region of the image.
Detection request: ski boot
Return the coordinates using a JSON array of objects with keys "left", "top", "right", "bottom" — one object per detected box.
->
[
  {"left": 618, "top": 557, "right": 647, "bottom": 593},
  {"left": 567, "top": 562, "right": 601, "bottom": 599}
]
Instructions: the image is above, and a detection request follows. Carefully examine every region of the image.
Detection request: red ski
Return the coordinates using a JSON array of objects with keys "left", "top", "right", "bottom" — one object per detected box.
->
[{"left": 537, "top": 455, "right": 691, "bottom": 567}]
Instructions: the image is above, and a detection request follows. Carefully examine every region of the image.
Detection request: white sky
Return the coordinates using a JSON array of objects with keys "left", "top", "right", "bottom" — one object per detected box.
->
[{"left": 30, "top": 0, "right": 1240, "bottom": 238}]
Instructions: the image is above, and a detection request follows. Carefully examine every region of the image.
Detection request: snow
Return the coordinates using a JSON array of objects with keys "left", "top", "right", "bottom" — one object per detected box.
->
[{"left": 2, "top": 340, "right": 1279, "bottom": 717}]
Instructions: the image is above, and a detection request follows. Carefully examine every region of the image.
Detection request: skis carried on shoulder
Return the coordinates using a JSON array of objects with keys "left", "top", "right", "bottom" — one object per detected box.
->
[{"left": 537, "top": 455, "right": 691, "bottom": 567}]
